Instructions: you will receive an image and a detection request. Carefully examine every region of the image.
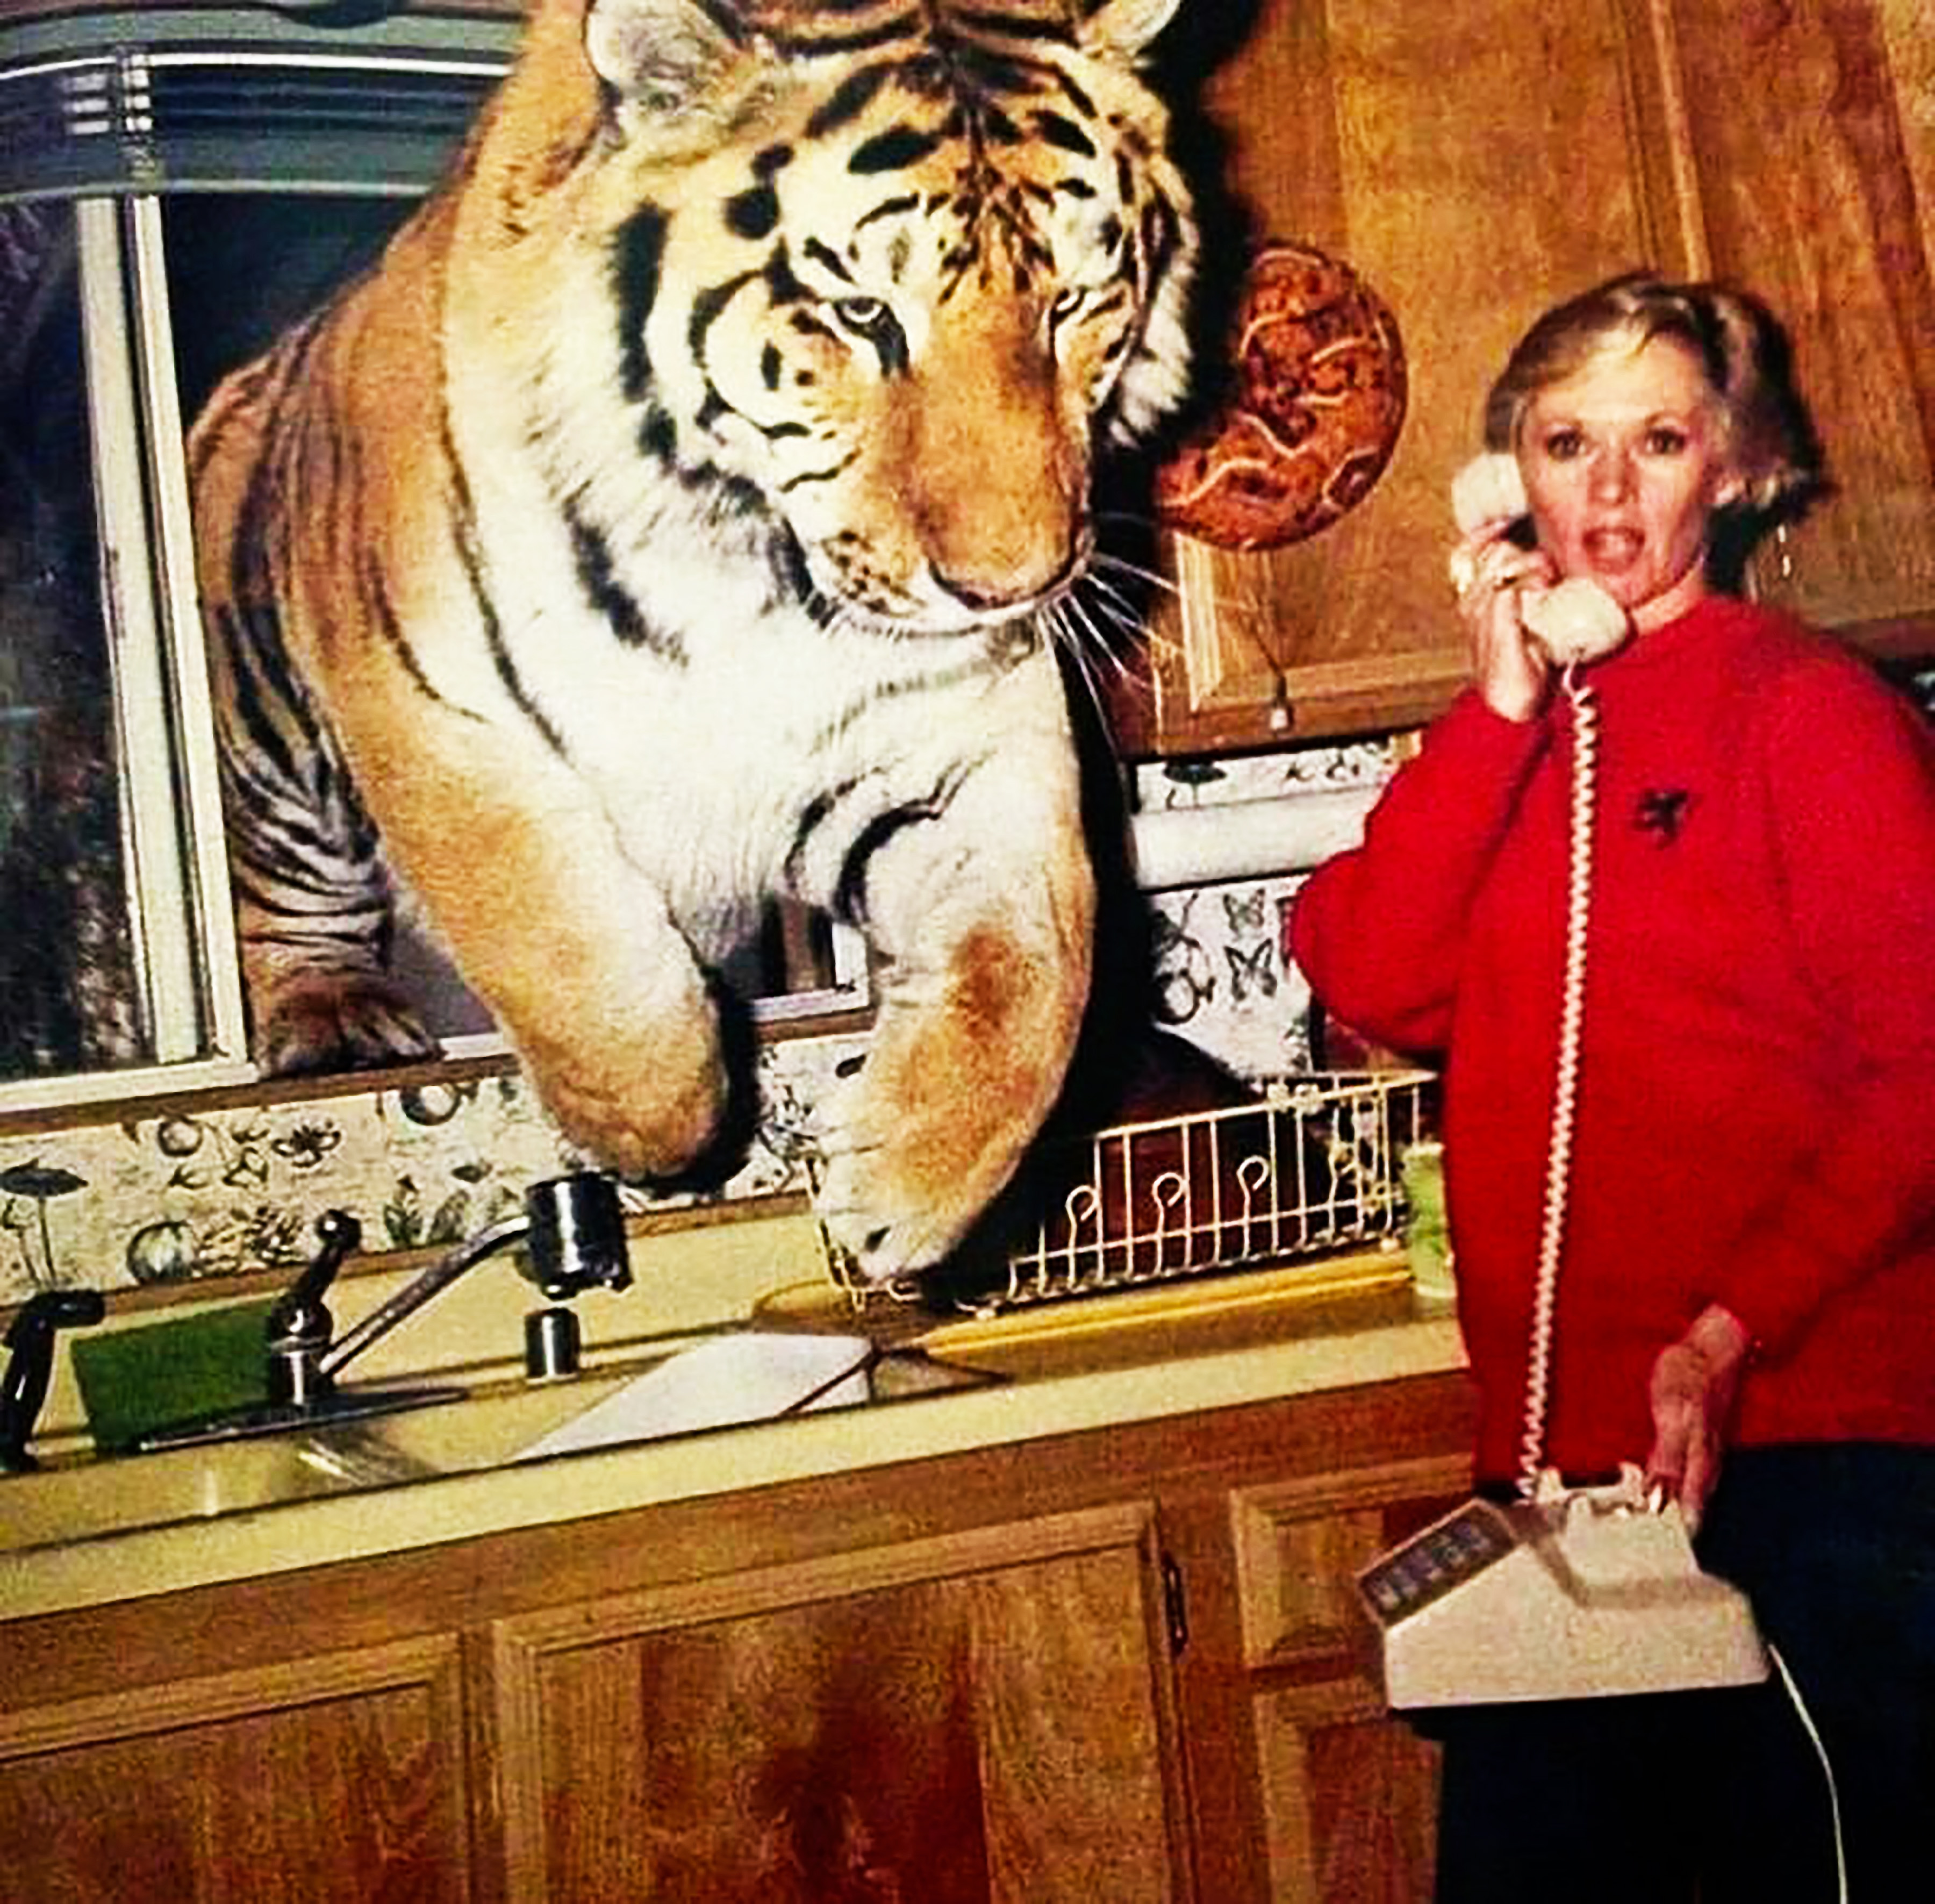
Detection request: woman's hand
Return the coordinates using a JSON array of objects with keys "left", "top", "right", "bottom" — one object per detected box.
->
[
  {"left": 1449, "top": 519, "right": 1559, "bottom": 724},
  {"left": 1645, "top": 1304, "right": 1753, "bottom": 1532}
]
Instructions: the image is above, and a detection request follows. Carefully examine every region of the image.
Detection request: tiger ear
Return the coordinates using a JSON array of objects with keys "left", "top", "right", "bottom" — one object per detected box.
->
[
  {"left": 1076, "top": 0, "right": 1184, "bottom": 59},
  {"left": 583, "top": 0, "right": 752, "bottom": 114}
]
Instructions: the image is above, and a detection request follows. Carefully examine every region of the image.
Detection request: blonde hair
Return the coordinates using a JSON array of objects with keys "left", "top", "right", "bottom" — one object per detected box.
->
[{"left": 1482, "top": 272, "right": 1826, "bottom": 532}]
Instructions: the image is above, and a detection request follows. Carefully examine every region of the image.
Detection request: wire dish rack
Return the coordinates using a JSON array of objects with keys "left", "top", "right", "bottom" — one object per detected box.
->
[{"left": 820, "top": 1068, "right": 1435, "bottom": 1316}]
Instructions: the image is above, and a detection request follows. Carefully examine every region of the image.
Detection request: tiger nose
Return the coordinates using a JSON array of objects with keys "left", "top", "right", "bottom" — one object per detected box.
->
[
  {"left": 937, "top": 541, "right": 1084, "bottom": 612},
  {"left": 924, "top": 478, "right": 1088, "bottom": 610}
]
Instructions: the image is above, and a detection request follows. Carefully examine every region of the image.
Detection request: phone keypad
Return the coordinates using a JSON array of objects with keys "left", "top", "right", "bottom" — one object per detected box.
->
[{"left": 1359, "top": 1502, "right": 1514, "bottom": 1621}]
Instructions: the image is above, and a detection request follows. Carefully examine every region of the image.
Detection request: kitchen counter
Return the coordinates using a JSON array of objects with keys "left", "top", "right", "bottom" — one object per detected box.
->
[{"left": 1, "top": 1216, "right": 1465, "bottom": 1623}]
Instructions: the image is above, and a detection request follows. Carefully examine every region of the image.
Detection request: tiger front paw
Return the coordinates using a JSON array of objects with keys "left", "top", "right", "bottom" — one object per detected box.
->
[
  {"left": 814, "top": 1147, "right": 974, "bottom": 1286},
  {"left": 811, "top": 1065, "right": 1040, "bottom": 1284},
  {"left": 254, "top": 976, "right": 440, "bottom": 1075}
]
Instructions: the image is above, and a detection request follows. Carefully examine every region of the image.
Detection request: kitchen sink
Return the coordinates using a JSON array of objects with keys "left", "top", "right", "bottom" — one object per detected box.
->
[{"left": 0, "top": 1333, "right": 992, "bottom": 1559}]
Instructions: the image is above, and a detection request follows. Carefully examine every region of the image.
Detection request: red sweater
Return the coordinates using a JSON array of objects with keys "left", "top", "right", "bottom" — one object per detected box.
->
[{"left": 1292, "top": 597, "right": 1935, "bottom": 1484}]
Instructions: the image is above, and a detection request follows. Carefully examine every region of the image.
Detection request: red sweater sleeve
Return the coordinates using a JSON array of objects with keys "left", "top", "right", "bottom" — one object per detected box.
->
[
  {"left": 1291, "top": 691, "right": 1550, "bottom": 1057},
  {"left": 1710, "top": 664, "right": 1935, "bottom": 1356}
]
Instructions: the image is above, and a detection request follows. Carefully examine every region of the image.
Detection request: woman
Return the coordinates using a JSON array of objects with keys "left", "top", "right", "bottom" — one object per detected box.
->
[{"left": 1292, "top": 273, "right": 1935, "bottom": 1901}]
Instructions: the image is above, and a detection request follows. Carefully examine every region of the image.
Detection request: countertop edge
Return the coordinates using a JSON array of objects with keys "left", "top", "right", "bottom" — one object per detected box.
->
[{"left": 3, "top": 1304, "right": 1467, "bottom": 1622}]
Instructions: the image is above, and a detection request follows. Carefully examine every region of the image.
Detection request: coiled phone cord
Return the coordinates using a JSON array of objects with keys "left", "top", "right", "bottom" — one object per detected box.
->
[{"left": 1515, "top": 665, "right": 1598, "bottom": 1500}]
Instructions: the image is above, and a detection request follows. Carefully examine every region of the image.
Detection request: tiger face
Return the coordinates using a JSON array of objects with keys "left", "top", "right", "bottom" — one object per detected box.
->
[{"left": 479, "top": 0, "right": 1195, "bottom": 640}]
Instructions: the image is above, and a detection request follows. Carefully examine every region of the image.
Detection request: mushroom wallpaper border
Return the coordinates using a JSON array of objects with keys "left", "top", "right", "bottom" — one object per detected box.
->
[{"left": 0, "top": 1033, "right": 865, "bottom": 1304}]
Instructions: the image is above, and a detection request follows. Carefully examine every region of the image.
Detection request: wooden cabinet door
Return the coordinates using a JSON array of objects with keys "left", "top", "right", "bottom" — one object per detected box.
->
[
  {"left": 1654, "top": 0, "right": 1935, "bottom": 647},
  {"left": 0, "top": 1636, "right": 471, "bottom": 1902},
  {"left": 1229, "top": 1452, "right": 1469, "bottom": 1902},
  {"left": 1130, "top": 0, "right": 1679, "bottom": 753},
  {"left": 484, "top": 1502, "right": 1190, "bottom": 1903}
]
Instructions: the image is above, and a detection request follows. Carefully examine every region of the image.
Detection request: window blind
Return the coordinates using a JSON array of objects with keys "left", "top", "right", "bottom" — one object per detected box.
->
[{"left": 0, "top": 7, "right": 513, "bottom": 200}]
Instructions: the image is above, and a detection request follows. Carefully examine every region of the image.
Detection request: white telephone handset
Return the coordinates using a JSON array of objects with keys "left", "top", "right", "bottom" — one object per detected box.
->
[
  {"left": 1450, "top": 453, "right": 1628, "bottom": 667},
  {"left": 1356, "top": 455, "right": 1766, "bottom": 1709}
]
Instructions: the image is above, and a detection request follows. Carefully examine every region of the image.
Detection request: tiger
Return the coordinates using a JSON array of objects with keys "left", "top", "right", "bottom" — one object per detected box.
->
[{"left": 187, "top": 0, "right": 1198, "bottom": 1283}]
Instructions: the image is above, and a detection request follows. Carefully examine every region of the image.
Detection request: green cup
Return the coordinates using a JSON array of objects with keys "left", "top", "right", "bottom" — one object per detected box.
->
[{"left": 1401, "top": 1141, "right": 1455, "bottom": 1301}]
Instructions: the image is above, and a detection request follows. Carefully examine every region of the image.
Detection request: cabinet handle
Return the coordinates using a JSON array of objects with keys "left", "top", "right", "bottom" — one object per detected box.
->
[{"left": 1161, "top": 1552, "right": 1189, "bottom": 1657}]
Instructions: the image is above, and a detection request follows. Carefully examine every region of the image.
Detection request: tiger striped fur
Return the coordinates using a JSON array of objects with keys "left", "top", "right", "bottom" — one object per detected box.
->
[{"left": 188, "top": 0, "right": 1197, "bottom": 1279}]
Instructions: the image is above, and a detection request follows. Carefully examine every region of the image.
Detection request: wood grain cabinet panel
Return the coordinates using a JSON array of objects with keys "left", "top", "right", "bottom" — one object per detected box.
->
[
  {"left": 1255, "top": 1674, "right": 1441, "bottom": 1904},
  {"left": 1659, "top": 0, "right": 1935, "bottom": 643},
  {"left": 1227, "top": 1452, "right": 1469, "bottom": 1901},
  {"left": 485, "top": 1504, "right": 1190, "bottom": 1903},
  {"left": 0, "top": 1637, "right": 470, "bottom": 1902},
  {"left": 1229, "top": 1454, "right": 1469, "bottom": 1670}
]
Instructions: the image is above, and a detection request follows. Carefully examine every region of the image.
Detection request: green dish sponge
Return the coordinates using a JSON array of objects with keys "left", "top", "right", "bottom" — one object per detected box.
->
[{"left": 70, "top": 1299, "right": 277, "bottom": 1453}]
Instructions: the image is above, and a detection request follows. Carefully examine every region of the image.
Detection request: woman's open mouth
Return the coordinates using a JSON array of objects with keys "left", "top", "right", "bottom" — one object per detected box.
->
[{"left": 1582, "top": 526, "right": 1644, "bottom": 570}]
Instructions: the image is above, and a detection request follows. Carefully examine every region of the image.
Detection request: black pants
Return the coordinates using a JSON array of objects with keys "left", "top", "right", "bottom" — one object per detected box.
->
[{"left": 1425, "top": 1444, "right": 1935, "bottom": 1903}]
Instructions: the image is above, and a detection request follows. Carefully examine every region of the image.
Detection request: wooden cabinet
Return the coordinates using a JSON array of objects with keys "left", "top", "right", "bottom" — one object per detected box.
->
[
  {"left": 1122, "top": 0, "right": 1935, "bottom": 754},
  {"left": 0, "top": 1369, "right": 1474, "bottom": 1901},
  {"left": 484, "top": 1506, "right": 1188, "bottom": 1902},
  {"left": 0, "top": 1637, "right": 471, "bottom": 1900},
  {"left": 1662, "top": 0, "right": 1935, "bottom": 642},
  {"left": 1227, "top": 1458, "right": 1466, "bottom": 1901}
]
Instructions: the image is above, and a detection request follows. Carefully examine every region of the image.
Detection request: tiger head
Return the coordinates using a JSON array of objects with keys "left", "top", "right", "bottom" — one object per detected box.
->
[{"left": 463, "top": 0, "right": 1197, "bottom": 638}]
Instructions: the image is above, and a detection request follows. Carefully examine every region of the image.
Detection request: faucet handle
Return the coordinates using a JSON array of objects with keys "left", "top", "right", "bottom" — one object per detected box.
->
[
  {"left": 269, "top": 1210, "right": 362, "bottom": 1339},
  {"left": 523, "top": 1175, "right": 632, "bottom": 1299},
  {"left": 2, "top": 1289, "right": 106, "bottom": 1472},
  {"left": 267, "top": 1210, "right": 361, "bottom": 1406}
]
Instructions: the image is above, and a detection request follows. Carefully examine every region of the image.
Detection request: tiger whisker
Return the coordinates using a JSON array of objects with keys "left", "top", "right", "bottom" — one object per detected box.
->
[
  {"left": 1091, "top": 540, "right": 1257, "bottom": 631},
  {"left": 1043, "top": 596, "right": 1160, "bottom": 742},
  {"left": 1064, "top": 568, "right": 1193, "bottom": 676},
  {"left": 1088, "top": 546, "right": 1182, "bottom": 600},
  {"left": 1042, "top": 613, "right": 1134, "bottom": 751},
  {"left": 1062, "top": 579, "right": 1152, "bottom": 670},
  {"left": 1079, "top": 590, "right": 1186, "bottom": 672},
  {"left": 1080, "top": 568, "right": 1167, "bottom": 638}
]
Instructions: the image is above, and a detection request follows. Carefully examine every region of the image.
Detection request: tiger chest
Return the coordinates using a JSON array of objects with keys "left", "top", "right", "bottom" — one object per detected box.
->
[{"left": 512, "top": 597, "right": 1041, "bottom": 914}]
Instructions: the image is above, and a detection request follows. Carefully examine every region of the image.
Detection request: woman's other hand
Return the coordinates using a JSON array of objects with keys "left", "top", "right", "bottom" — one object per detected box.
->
[
  {"left": 1449, "top": 520, "right": 1558, "bottom": 724},
  {"left": 1645, "top": 1304, "right": 1753, "bottom": 1531}
]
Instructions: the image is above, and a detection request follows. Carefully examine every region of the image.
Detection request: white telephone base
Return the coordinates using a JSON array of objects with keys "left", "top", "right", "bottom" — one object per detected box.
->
[{"left": 1358, "top": 1468, "right": 1767, "bottom": 1708}]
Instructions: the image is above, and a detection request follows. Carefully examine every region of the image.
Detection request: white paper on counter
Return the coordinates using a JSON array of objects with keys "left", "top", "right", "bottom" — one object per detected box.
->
[{"left": 512, "top": 1332, "right": 875, "bottom": 1461}]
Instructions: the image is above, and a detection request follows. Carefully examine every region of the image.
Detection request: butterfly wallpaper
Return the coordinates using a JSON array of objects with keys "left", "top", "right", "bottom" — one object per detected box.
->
[{"left": 1137, "top": 743, "right": 1398, "bottom": 1078}]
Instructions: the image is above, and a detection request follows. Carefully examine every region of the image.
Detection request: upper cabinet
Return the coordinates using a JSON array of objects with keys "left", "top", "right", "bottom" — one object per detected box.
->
[
  {"left": 1122, "top": 0, "right": 1935, "bottom": 754},
  {"left": 1670, "top": 0, "right": 1935, "bottom": 641}
]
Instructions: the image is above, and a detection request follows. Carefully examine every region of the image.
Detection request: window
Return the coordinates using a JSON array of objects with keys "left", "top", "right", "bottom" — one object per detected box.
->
[{"left": 1, "top": 194, "right": 249, "bottom": 1106}]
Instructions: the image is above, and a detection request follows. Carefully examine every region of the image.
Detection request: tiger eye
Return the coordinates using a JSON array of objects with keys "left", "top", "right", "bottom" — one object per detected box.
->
[{"left": 834, "top": 296, "right": 888, "bottom": 331}]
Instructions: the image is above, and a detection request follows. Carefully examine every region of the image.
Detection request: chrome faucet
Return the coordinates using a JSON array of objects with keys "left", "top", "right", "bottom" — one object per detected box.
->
[
  {"left": 274, "top": 1172, "right": 633, "bottom": 1403},
  {"left": 139, "top": 1173, "right": 632, "bottom": 1452}
]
